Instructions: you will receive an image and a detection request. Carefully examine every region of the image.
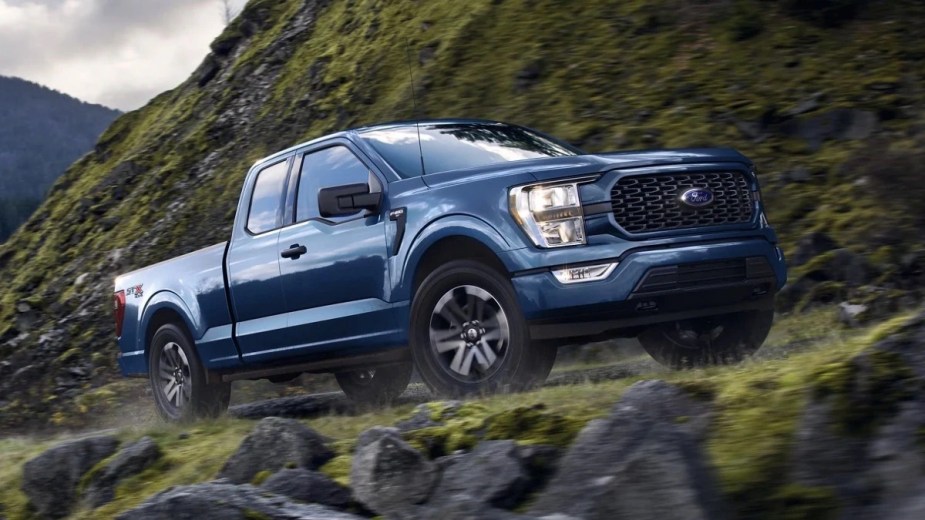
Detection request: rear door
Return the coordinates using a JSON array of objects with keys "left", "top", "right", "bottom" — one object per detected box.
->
[
  {"left": 226, "top": 157, "right": 292, "bottom": 360},
  {"left": 269, "top": 142, "right": 397, "bottom": 361}
]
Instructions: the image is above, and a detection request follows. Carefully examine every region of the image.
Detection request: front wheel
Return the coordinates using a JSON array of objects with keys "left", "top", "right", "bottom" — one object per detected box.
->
[
  {"left": 335, "top": 362, "right": 413, "bottom": 405},
  {"left": 410, "top": 260, "right": 556, "bottom": 397},
  {"left": 638, "top": 309, "right": 774, "bottom": 369},
  {"left": 149, "top": 323, "right": 230, "bottom": 421}
]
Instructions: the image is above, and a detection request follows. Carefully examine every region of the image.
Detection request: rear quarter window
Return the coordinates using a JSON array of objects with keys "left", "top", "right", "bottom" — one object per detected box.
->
[{"left": 247, "top": 160, "right": 289, "bottom": 234}]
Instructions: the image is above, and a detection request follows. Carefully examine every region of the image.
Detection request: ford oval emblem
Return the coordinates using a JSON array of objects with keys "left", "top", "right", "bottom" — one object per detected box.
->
[{"left": 680, "top": 188, "right": 714, "bottom": 208}]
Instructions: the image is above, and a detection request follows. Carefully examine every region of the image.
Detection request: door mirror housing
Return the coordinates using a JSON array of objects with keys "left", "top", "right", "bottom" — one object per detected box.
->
[{"left": 318, "top": 183, "right": 381, "bottom": 218}]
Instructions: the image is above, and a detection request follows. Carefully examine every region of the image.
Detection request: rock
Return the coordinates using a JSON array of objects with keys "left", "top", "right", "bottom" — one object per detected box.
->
[
  {"left": 15, "top": 302, "right": 31, "bottom": 313},
  {"left": 515, "top": 61, "right": 543, "bottom": 90},
  {"left": 357, "top": 425, "right": 402, "bottom": 448},
  {"left": 196, "top": 55, "right": 221, "bottom": 87},
  {"left": 791, "top": 314, "right": 925, "bottom": 517},
  {"left": 791, "top": 232, "right": 839, "bottom": 267},
  {"left": 117, "top": 482, "right": 361, "bottom": 520},
  {"left": 785, "top": 166, "right": 811, "bottom": 183},
  {"left": 228, "top": 391, "right": 351, "bottom": 420},
  {"left": 778, "top": 109, "right": 878, "bottom": 150},
  {"left": 351, "top": 428, "right": 438, "bottom": 516},
  {"left": 432, "top": 440, "right": 529, "bottom": 509},
  {"left": 394, "top": 401, "right": 462, "bottom": 432},
  {"left": 218, "top": 417, "right": 333, "bottom": 484},
  {"left": 22, "top": 435, "right": 120, "bottom": 519},
  {"left": 84, "top": 436, "right": 162, "bottom": 508},
  {"left": 838, "top": 302, "right": 870, "bottom": 327},
  {"left": 529, "top": 380, "right": 724, "bottom": 520},
  {"left": 783, "top": 93, "right": 824, "bottom": 117},
  {"left": 262, "top": 469, "right": 352, "bottom": 509}
]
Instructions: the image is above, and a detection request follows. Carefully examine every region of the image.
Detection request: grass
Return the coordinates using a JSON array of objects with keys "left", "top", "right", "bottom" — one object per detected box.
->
[{"left": 0, "top": 306, "right": 918, "bottom": 519}]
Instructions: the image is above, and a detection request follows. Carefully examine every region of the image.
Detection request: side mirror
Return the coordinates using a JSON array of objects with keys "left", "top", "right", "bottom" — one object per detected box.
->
[{"left": 318, "top": 183, "right": 381, "bottom": 218}]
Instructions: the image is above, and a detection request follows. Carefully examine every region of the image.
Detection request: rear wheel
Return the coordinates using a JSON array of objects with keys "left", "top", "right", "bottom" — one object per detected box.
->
[
  {"left": 149, "top": 323, "right": 230, "bottom": 421},
  {"left": 410, "top": 260, "right": 556, "bottom": 397},
  {"left": 638, "top": 309, "right": 774, "bottom": 369},
  {"left": 335, "top": 362, "right": 413, "bottom": 405}
]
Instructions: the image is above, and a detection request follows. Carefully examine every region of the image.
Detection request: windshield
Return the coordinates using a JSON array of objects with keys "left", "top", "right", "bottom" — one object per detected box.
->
[{"left": 359, "top": 122, "right": 580, "bottom": 177}]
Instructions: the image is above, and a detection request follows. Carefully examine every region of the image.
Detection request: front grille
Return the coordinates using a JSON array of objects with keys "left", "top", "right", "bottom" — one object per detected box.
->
[
  {"left": 633, "top": 257, "right": 773, "bottom": 295},
  {"left": 610, "top": 171, "right": 753, "bottom": 234}
]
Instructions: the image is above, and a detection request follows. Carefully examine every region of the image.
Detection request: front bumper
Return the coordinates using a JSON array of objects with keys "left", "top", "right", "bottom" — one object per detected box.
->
[{"left": 508, "top": 238, "right": 786, "bottom": 340}]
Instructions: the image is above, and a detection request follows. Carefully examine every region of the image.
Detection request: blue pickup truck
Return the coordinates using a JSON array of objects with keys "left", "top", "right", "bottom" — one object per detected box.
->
[{"left": 114, "top": 119, "right": 786, "bottom": 420}]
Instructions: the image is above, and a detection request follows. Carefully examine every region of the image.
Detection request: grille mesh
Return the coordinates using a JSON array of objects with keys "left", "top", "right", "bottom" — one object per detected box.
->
[{"left": 610, "top": 171, "right": 753, "bottom": 234}]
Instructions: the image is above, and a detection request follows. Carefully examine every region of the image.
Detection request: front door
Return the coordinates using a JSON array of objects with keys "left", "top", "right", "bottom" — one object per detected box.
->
[{"left": 268, "top": 143, "right": 397, "bottom": 362}]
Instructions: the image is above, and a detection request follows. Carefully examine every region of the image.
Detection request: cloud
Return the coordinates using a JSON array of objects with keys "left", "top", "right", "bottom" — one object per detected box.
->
[{"left": 0, "top": 0, "right": 248, "bottom": 110}]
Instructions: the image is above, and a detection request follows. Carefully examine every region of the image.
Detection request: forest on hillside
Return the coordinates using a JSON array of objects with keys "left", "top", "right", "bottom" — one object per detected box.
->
[{"left": 0, "top": 76, "right": 120, "bottom": 241}]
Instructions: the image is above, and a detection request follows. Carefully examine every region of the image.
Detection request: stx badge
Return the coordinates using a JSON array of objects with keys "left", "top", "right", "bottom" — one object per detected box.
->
[{"left": 126, "top": 284, "right": 144, "bottom": 298}]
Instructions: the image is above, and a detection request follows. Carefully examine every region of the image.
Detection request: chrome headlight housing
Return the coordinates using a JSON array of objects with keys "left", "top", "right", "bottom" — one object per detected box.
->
[{"left": 509, "top": 179, "right": 592, "bottom": 248}]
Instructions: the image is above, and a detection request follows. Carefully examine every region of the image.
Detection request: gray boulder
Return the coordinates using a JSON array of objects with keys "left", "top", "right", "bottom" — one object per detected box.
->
[
  {"left": 394, "top": 401, "right": 462, "bottom": 432},
  {"left": 356, "top": 425, "right": 402, "bottom": 448},
  {"left": 432, "top": 440, "right": 529, "bottom": 509},
  {"left": 262, "top": 468, "right": 352, "bottom": 509},
  {"left": 529, "top": 380, "right": 724, "bottom": 520},
  {"left": 21, "top": 435, "right": 120, "bottom": 519},
  {"left": 219, "top": 417, "right": 333, "bottom": 484},
  {"left": 351, "top": 428, "right": 438, "bottom": 516},
  {"left": 84, "top": 436, "right": 161, "bottom": 508},
  {"left": 791, "top": 232, "right": 839, "bottom": 267},
  {"left": 791, "top": 313, "right": 925, "bottom": 517},
  {"left": 116, "top": 482, "right": 361, "bottom": 520}
]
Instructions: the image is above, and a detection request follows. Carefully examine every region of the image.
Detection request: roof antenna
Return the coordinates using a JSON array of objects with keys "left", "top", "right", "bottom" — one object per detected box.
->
[{"left": 405, "top": 41, "right": 426, "bottom": 176}]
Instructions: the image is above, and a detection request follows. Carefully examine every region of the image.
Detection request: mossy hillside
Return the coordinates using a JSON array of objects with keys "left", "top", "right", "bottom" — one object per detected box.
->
[{"left": 1, "top": 0, "right": 924, "bottom": 429}]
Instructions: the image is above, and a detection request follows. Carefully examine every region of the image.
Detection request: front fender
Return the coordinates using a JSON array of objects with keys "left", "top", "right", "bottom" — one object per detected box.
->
[
  {"left": 137, "top": 290, "right": 201, "bottom": 357},
  {"left": 392, "top": 214, "right": 517, "bottom": 301}
]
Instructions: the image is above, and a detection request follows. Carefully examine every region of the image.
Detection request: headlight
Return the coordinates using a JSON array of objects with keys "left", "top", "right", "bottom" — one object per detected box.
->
[{"left": 510, "top": 181, "right": 588, "bottom": 248}]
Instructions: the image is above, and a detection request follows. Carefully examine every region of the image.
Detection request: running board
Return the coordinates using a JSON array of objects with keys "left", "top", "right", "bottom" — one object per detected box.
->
[{"left": 216, "top": 348, "right": 411, "bottom": 383}]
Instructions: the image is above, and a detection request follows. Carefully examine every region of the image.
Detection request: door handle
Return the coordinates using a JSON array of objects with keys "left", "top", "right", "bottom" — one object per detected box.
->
[{"left": 281, "top": 244, "right": 307, "bottom": 260}]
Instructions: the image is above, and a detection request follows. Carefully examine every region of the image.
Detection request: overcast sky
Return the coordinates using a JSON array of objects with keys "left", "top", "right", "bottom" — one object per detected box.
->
[{"left": 0, "top": 0, "right": 249, "bottom": 111}]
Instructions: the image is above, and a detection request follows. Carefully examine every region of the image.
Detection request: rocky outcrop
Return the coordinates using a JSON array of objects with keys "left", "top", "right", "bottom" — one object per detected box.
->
[
  {"left": 219, "top": 417, "right": 333, "bottom": 484},
  {"left": 791, "top": 313, "right": 925, "bottom": 519},
  {"left": 351, "top": 427, "right": 439, "bottom": 517},
  {"left": 261, "top": 469, "right": 352, "bottom": 510},
  {"left": 84, "top": 436, "right": 161, "bottom": 507},
  {"left": 21, "top": 435, "right": 119, "bottom": 519},
  {"left": 116, "top": 482, "right": 362, "bottom": 520},
  {"left": 432, "top": 440, "right": 530, "bottom": 509},
  {"left": 529, "top": 380, "right": 724, "bottom": 520}
]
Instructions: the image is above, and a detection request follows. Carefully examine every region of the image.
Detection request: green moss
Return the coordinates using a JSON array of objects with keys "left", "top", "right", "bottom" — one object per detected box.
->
[
  {"left": 812, "top": 349, "right": 916, "bottom": 437},
  {"left": 243, "top": 510, "right": 272, "bottom": 520},
  {"left": 251, "top": 470, "right": 272, "bottom": 486},
  {"left": 768, "top": 484, "right": 840, "bottom": 520},
  {"left": 319, "top": 455, "right": 353, "bottom": 487},
  {"left": 484, "top": 405, "right": 584, "bottom": 448}
]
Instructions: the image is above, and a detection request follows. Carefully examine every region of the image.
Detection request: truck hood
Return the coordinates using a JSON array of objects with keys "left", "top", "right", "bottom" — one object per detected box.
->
[{"left": 420, "top": 148, "right": 751, "bottom": 187}]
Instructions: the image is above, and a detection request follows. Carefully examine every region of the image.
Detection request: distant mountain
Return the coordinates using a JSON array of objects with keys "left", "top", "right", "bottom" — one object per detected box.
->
[{"left": 0, "top": 76, "right": 120, "bottom": 241}]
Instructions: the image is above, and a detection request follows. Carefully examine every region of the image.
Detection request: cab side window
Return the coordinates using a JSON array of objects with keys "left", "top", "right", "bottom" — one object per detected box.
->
[
  {"left": 297, "top": 146, "right": 372, "bottom": 223},
  {"left": 247, "top": 160, "right": 289, "bottom": 234}
]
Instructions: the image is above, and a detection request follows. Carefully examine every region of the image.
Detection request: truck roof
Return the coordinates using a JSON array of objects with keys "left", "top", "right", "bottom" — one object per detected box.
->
[{"left": 250, "top": 118, "right": 512, "bottom": 170}]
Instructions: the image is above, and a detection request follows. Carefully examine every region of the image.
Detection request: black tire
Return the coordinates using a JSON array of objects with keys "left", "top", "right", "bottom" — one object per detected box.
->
[
  {"left": 335, "top": 362, "right": 413, "bottom": 405},
  {"left": 638, "top": 309, "right": 774, "bottom": 369},
  {"left": 410, "top": 260, "right": 556, "bottom": 397},
  {"left": 149, "top": 323, "right": 231, "bottom": 421}
]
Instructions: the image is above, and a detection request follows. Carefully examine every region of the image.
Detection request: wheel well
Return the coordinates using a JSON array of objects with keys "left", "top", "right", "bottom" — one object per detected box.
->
[
  {"left": 412, "top": 236, "right": 509, "bottom": 294},
  {"left": 145, "top": 308, "right": 189, "bottom": 361}
]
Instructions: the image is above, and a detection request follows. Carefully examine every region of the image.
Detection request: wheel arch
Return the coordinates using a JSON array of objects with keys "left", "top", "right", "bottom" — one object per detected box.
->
[
  {"left": 399, "top": 215, "right": 516, "bottom": 302},
  {"left": 140, "top": 292, "right": 199, "bottom": 365}
]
